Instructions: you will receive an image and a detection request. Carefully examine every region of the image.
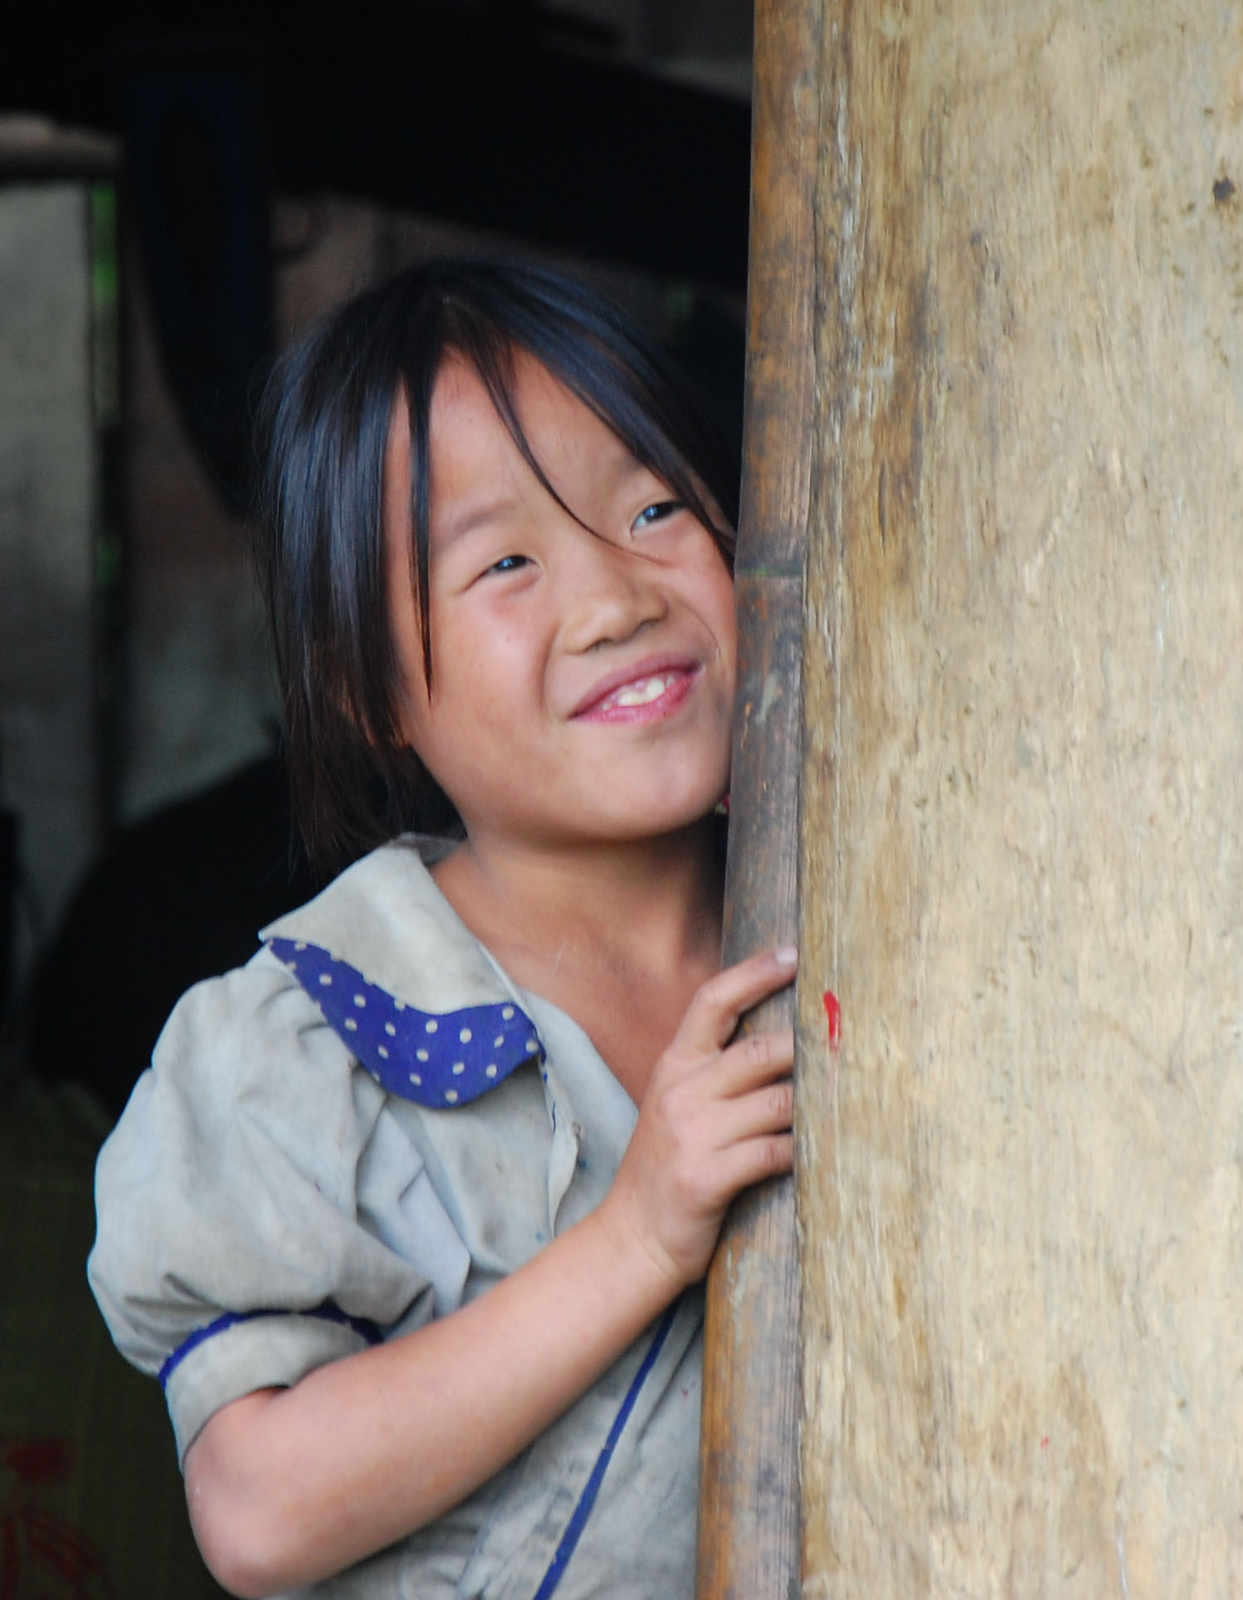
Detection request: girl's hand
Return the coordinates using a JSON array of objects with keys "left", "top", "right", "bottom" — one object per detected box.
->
[{"left": 600, "top": 947, "right": 797, "bottom": 1290}]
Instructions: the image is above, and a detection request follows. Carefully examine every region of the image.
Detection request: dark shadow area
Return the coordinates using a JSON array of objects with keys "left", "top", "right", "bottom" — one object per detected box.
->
[
  {"left": 27, "top": 754, "right": 324, "bottom": 1118},
  {"left": 4, "top": 0, "right": 751, "bottom": 290}
]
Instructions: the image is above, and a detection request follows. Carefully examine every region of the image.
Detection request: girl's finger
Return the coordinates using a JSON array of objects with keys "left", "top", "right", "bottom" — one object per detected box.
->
[
  {"left": 707, "top": 1027, "right": 796, "bottom": 1099},
  {"left": 676, "top": 947, "right": 798, "bottom": 1052},
  {"left": 707, "top": 1078, "right": 795, "bottom": 1150},
  {"left": 709, "top": 1131, "right": 796, "bottom": 1197}
]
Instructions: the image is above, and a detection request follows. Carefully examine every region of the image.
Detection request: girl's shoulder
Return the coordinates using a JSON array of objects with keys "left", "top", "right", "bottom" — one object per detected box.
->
[
  {"left": 260, "top": 835, "right": 504, "bottom": 1017},
  {"left": 98, "top": 835, "right": 548, "bottom": 1157},
  {"left": 257, "top": 836, "right": 547, "bottom": 1114},
  {"left": 88, "top": 836, "right": 524, "bottom": 1455}
]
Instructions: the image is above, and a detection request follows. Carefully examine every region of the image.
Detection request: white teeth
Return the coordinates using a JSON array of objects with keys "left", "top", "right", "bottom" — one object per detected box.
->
[{"left": 609, "top": 674, "right": 674, "bottom": 708}]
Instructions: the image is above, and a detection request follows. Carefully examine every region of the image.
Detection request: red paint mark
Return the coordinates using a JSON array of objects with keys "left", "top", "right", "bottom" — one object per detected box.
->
[
  {"left": 1041, "top": 1435, "right": 1050, "bottom": 1451},
  {"left": 823, "top": 991, "right": 842, "bottom": 1050}
]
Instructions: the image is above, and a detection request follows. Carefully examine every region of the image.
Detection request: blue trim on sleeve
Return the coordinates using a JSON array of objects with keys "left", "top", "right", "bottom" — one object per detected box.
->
[
  {"left": 531, "top": 1297, "right": 682, "bottom": 1600},
  {"left": 158, "top": 1303, "right": 384, "bottom": 1390}
]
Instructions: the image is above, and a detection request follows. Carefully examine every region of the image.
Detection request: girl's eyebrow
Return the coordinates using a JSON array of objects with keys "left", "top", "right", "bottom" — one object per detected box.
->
[
  {"left": 435, "top": 492, "right": 525, "bottom": 546},
  {"left": 434, "top": 445, "right": 664, "bottom": 551},
  {"left": 441, "top": 458, "right": 652, "bottom": 536}
]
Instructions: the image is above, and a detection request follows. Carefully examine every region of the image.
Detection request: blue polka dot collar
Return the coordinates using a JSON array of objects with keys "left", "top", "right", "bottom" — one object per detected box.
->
[{"left": 268, "top": 937, "right": 545, "bottom": 1108}]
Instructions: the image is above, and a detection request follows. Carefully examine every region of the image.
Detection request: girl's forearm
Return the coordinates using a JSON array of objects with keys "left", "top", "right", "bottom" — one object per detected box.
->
[{"left": 184, "top": 1201, "right": 680, "bottom": 1599}]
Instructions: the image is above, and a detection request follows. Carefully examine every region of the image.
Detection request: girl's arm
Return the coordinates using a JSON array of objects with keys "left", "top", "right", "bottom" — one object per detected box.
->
[{"left": 185, "top": 947, "right": 797, "bottom": 1600}]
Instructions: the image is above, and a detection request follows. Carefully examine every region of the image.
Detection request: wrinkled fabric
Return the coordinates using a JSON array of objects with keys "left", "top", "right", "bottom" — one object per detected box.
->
[{"left": 89, "top": 838, "right": 701, "bottom": 1599}]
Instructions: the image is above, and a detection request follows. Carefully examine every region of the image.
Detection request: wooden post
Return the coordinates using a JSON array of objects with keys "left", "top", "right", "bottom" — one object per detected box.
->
[
  {"left": 697, "top": 2, "right": 821, "bottom": 1596},
  {"left": 798, "top": 0, "right": 1243, "bottom": 1591}
]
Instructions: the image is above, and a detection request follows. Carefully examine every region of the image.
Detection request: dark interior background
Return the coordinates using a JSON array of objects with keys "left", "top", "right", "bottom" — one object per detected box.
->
[
  {"left": 0, "top": 9, "right": 753, "bottom": 1591},
  {"left": 2, "top": 0, "right": 754, "bottom": 1109}
]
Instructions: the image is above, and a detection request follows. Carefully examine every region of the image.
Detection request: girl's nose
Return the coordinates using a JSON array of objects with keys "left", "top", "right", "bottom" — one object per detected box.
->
[{"left": 557, "top": 535, "right": 668, "bottom": 654}]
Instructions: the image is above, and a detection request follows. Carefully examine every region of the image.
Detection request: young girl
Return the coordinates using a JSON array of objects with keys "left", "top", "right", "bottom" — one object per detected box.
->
[{"left": 89, "top": 259, "right": 795, "bottom": 1600}]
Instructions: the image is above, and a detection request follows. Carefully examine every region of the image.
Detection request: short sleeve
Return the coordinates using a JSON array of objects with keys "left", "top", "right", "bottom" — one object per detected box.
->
[{"left": 88, "top": 946, "right": 470, "bottom": 1462}]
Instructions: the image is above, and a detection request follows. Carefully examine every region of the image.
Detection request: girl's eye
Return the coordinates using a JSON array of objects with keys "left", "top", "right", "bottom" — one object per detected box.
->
[
  {"left": 631, "top": 500, "right": 684, "bottom": 532},
  {"left": 486, "top": 554, "right": 530, "bottom": 575}
]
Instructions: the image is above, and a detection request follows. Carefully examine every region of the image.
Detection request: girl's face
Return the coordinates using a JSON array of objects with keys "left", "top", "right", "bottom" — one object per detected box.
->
[{"left": 384, "top": 351, "right": 736, "bottom": 851}]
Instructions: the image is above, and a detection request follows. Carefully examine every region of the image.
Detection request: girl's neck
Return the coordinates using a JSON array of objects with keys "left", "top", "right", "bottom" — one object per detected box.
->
[
  {"left": 430, "top": 818, "right": 724, "bottom": 1099},
  {"left": 434, "top": 817, "right": 723, "bottom": 977}
]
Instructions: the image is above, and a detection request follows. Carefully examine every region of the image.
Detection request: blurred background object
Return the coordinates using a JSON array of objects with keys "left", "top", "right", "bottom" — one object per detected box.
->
[{"left": 0, "top": 117, "right": 121, "bottom": 1039}]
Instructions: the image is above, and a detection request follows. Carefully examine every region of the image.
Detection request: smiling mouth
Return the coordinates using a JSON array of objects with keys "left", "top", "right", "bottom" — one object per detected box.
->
[
  {"left": 574, "top": 661, "right": 700, "bottom": 722},
  {"left": 598, "top": 673, "right": 680, "bottom": 711}
]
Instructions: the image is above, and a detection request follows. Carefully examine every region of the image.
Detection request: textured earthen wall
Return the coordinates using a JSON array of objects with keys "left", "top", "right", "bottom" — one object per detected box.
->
[
  {"left": 0, "top": 185, "right": 97, "bottom": 952},
  {"left": 798, "top": 2, "right": 1243, "bottom": 1592}
]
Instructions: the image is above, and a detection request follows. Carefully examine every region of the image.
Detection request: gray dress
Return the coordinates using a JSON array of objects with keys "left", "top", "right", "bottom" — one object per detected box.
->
[{"left": 89, "top": 839, "right": 702, "bottom": 1599}]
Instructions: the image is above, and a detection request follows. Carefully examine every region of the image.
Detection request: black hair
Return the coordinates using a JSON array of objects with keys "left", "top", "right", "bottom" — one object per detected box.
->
[{"left": 258, "top": 257, "right": 740, "bottom": 870}]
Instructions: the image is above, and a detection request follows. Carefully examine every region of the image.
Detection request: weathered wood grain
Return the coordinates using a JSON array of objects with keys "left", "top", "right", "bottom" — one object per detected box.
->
[
  {"left": 696, "top": 2, "right": 822, "bottom": 1596},
  {"left": 799, "top": 0, "right": 1243, "bottom": 1592}
]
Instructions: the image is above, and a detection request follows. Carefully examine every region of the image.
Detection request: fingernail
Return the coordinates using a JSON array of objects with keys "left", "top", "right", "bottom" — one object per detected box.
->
[{"left": 774, "top": 946, "right": 798, "bottom": 967}]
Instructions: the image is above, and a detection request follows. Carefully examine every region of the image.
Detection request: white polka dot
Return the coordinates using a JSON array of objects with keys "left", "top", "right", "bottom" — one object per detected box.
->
[
  {"left": 445, "top": 1089, "right": 459, "bottom": 1103},
  {"left": 344, "top": 1017, "right": 357, "bottom": 1031},
  {"left": 319, "top": 973, "right": 332, "bottom": 986},
  {"left": 416, "top": 1048, "right": 429, "bottom": 1062},
  {"left": 354, "top": 993, "right": 366, "bottom": 1008},
  {"left": 378, "top": 1045, "right": 389, "bottom": 1059},
  {"left": 425, "top": 1019, "right": 438, "bottom": 1034},
  {"left": 295, "top": 941, "right": 307, "bottom": 951},
  {"left": 410, "top": 1072, "right": 422, "bottom": 1086},
  {"left": 385, "top": 1022, "right": 396, "bottom": 1036},
  {"left": 485, "top": 1064, "right": 498, "bottom": 1078},
  {"left": 526, "top": 1039, "right": 538, "bottom": 1052},
  {"left": 395, "top": 999, "right": 406, "bottom": 1011},
  {"left": 494, "top": 1035, "right": 505, "bottom": 1048},
  {"left": 459, "top": 1027, "right": 472, "bottom": 1043},
  {"left": 287, "top": 961, "right": 298, "bottom": 971},
  {"left": 452, "top": 1062, "right": 465, "bottom": 1075}
]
